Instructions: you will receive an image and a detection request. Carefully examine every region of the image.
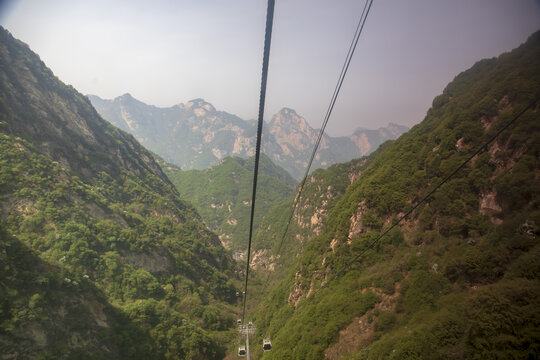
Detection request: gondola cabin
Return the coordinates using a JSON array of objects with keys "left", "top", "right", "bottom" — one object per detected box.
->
[
  {"left": 263, "top": 339, "right": 272, "bottom": 351},
  {"left": 238, "top": 345, "right": 246, "bottom": 356}
]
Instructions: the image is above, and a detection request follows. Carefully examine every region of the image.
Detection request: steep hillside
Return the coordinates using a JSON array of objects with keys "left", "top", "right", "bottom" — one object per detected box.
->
[
  {"left": 160, "top": 153, "right": 296, "bottom": 251},
  {"left": 252, "top": 31, "right": 540, "bottom": 359},
  {"left": 0, "top": 223, "right": 157, "bottom": 359},
  {"left": 251, "top": 156, "right": 370, "bottom": 271},
  {"left": 0, "top": 27, "right": 238, "bottom": 359},
  {"left": 89, "top": 95, "right": 408, "bottom": 179}
]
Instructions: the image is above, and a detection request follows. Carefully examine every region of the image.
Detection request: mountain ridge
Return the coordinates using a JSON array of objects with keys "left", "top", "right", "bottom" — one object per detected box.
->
[{"left": 88, "top": 94, "right": 408, "bottom": 179}]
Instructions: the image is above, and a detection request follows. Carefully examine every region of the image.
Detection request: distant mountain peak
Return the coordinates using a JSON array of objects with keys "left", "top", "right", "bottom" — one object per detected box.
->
[
  {"left": 112, "top": 93, "right": 146, "bottom": 106},
  {"left": 90, "top": 95, "right": 408, "bottom": 179},
  {"left": 120, "top": 92, "right": 133, "bottom": 99},
  {"left": 177, "top": 98, "right": 216, "bottom": 116},
  {"left": 278, "top": 107, "right": 299, "bottom": 116},
  {"left": 271, "top": 107, "right": 311, "bottom": 131},
  {"left": 352, "top": 122, "right": 409, "bottom": 136},
  {"left": 114, "top": 93, "right": 135, "bottom": 102}
]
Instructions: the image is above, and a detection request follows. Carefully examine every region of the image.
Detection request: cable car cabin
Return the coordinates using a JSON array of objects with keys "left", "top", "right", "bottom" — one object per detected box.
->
[
  {"left": 263, "top": 339, "right": 272, "bottom": 351},
  {"left": 238, "top": 346, "right": 246, "bottom": 356},
  {"left": 237, "top": 318, "right": 242, "bottom": 325}
]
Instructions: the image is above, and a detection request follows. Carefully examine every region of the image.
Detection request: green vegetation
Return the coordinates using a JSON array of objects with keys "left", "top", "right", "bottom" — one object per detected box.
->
[
  {"left": 2, "top": 23, "right": 540, "bottom": 360},
  {"left": 250, "top": 157, "right": 368, "bottom": 270},
  {"left": 161, "top": 154, "right": 297, "bottom": 250},
  {"left": 0, "top": 222, "right": 157, "bottom": 359},
  {"left": 250, "top": 31, "right": 540, "bottom": 358},
  {"left": 0, "top": 26, "right": 239, "bottom": 359}
]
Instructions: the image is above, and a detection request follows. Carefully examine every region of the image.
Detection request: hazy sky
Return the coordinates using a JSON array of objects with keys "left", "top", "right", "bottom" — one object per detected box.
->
[{"left": 1, "top": 0, "right": 539, "bottom": 136}]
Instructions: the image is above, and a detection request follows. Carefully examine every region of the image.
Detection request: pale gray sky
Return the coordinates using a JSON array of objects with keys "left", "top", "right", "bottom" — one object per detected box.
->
[{"left": 1, "top": 0, "right": 539, "bottom": 135}]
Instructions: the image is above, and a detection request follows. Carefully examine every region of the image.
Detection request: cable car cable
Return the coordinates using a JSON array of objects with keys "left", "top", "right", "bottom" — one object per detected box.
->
[
  {"left": 241, "top": 0, "right": 276, "bottom": 325},
  {"left": 267, "top": 0, "right": 374, "bottom": 283},
  {"left": 346, "top": 94, "right": 539, "bottom": 266},
  {"left": 296, "top": 94, "right": 540, "bottom": 304}
]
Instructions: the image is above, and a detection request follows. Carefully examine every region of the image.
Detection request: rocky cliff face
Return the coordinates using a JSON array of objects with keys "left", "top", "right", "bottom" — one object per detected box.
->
[
  {"left": 88, "top": 94, "right": 257, "bottom": 170},
  {"left": 89, "top": 95, "right": 408, "bottom": 179},
  {"left": 0, "top": 39, "right": 166, "bottom": 184},
  {"left": 350, "top": 122, "right": 408, "bottom": 155},
  {"left": 250, "top": 157, "right": 370, "bottom": 272}
]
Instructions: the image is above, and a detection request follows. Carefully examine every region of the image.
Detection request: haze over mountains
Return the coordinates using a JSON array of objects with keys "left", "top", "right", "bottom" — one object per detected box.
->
[
  {"left": 88, "top": 94, "right": 408, "bottom": 179},
  {"left": 1, "top": 21, "right": 539, "bottom": 360}
]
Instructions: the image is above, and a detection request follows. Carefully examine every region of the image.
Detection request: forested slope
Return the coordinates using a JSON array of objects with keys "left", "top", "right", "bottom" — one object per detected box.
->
[
  {"left": 0, "top": 27, "right": 238, "bottom": 359},
  {"left": 252, "top": 31, "right": 540, "bottom": 359},
  {"left": 250, "top": 157, "right": 369, "bottom": 272},
  {"left": 162, "top": 154, "right": 297, "bottom": 251}
]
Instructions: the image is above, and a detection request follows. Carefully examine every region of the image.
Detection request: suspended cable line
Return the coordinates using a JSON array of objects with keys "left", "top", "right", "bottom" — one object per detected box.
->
[
  {"left": 236, "top": 0, "right": 537, "bottom": 352},
  {"left": 241, "top": 0, "right": 275, "bottom": 326},
  {"left": 346, "top": 94, "right": 539, "bottom": 265},
  {"left": 300, "top": 95, "right": 540, "bottom": 302},
  {"left": 271, "top": 0, "right": 374, "bottom": 273}
]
